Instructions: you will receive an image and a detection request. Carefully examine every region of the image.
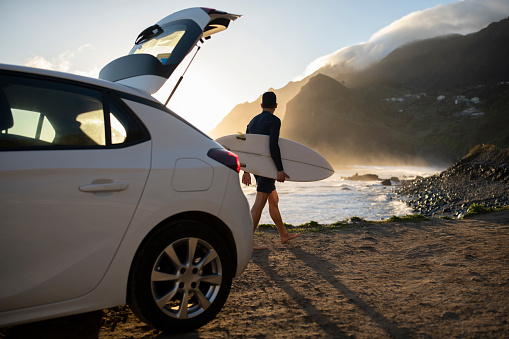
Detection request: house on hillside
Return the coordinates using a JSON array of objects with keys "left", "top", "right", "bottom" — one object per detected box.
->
[
  {"left": 403, "top": 93, "right": 426, "bottom": 99},
  {"left": 385, "top": 97, "right": 405, "bottom": 102},
  {"left": 455, "top": 96, "right": 470, "bottom": 105},
  {"left": 471, "top": 97, "right": 481, "bottom": 103},
  {"left": 437, "top": 95, "right": 445, "bottom": 101},
  {"left": 456, "top": 107, "right": 485, "bottom": 117}
]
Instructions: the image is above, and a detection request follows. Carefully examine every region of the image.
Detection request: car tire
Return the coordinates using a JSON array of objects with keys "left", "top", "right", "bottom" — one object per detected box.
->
[{"left": 128, "top": 220, "right": 234, "bottom": 333}]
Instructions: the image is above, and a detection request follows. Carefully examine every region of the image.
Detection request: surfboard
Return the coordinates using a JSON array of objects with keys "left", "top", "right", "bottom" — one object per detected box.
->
[{"left": 215, "top": 133, "right": 334, "bottom": 182}]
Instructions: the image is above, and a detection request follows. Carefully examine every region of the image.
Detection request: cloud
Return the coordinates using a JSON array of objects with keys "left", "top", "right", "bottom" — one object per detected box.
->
[
  {"left": 23, "top": 44, "right": 99, "bottom": 78},
  {"left": 78, "top": 44, "right": 93, "bottom": 53},
  {"left": 299, "top": 0, "right": 509, "bottom": 79}
]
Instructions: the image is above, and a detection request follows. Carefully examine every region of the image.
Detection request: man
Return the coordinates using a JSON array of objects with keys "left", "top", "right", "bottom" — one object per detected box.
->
[{"left": 242, "top": 91, "right": 301, "bottom": 250}]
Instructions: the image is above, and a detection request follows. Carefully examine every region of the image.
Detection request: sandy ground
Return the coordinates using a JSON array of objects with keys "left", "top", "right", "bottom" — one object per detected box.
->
[{"left": 2, "top": 211, "right": 509, "bottom": 338}]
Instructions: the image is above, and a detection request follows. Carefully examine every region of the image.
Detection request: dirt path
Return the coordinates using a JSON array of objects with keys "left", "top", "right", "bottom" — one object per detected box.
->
[{"left": 2, "top": 211, "right": 509, "bottom": 338}]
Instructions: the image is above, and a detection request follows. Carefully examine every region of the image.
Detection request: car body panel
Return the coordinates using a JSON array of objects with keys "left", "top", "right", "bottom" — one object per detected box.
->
[
  {"left": 218, "top": 172, "right": 253, "bottom": 276},
  {"left": 0, "top": 143, "right": 151, "bottom": 311},
  {"left": 172, "top": 158, "right": 214, "bottom": 192}
]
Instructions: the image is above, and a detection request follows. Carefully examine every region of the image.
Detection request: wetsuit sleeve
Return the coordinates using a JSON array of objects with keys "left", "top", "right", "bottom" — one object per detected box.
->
[{"left": 269, "top": 118, "right": 284, "bottom": 172}]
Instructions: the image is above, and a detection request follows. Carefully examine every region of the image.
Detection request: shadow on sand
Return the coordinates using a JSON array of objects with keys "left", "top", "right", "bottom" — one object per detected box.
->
[{"left": 251, "top": 245, "right": 414, "bottom": 338}]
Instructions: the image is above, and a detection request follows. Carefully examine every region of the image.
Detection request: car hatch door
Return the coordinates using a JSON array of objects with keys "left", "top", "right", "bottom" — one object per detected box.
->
[{"left": 99, "top": 7, "right": 241, "bottom": 94}]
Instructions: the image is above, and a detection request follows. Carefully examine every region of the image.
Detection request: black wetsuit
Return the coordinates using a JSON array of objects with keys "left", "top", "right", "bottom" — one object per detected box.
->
[
  {"left": 246, "top": 111, "right": 283, "bottom": 193},
  {"left": 246, "top": 111, "right": 284, "bottom": 171}
]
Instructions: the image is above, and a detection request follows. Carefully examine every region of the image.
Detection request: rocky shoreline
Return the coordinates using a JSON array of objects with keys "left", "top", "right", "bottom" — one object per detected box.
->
[{"left": 397, "top": 145, "right": 509, "bottom": 218}]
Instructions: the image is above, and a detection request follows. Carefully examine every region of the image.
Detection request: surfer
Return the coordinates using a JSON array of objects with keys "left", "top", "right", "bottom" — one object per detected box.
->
[{"left": 242, "top": 91, "right": 301, "bottom": 250}]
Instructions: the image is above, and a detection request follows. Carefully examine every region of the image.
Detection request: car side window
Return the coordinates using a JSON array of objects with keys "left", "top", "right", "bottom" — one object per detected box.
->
[
  {"left": 0, "top": 74, "right": 145, "bottom": 150},
  {"left": 107, "top": 94, "right": 146, "bottom": 145}
]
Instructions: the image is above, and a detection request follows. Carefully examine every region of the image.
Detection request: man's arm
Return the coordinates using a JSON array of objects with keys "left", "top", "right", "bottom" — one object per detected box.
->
[
  {"left": 242, "top": 172, "right": 252, "bottom": 186},
  {"left": 269, "top": 118, "right": 290, "bottom": 182},
  {"left": 276, "top": 170, "right": 290, "bottom": 182},
  {"left": 269, "top": 119, "right": 284, "bottom": 172},
  {"left": 241, "top": 123, "right": 252, "bottom": 186}
]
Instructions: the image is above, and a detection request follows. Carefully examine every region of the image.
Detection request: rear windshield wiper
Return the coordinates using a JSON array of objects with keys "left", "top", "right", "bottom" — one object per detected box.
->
[{"left": 135, "top": 24, "right": 163, "bottom": 45}]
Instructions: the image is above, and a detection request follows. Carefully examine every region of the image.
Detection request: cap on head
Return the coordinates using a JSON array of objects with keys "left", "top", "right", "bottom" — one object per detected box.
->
[{"left": 262, "top": 91, "right": 277, "bottom": 108}]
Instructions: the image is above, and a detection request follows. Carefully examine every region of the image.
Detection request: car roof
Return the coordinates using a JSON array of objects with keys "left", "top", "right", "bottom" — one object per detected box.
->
[{"left": 0, "top": 63, "right": 158, "bottom": 103}]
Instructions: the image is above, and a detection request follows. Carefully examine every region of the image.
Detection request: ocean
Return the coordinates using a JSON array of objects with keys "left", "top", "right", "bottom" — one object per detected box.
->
[{"left": 241, "top": 165, "right": 444, "bottom": 225}]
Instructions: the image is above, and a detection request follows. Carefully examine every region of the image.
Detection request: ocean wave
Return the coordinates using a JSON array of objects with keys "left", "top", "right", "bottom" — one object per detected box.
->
[{"left": 242, "top": 165, "right": 442, "bottom": 224}]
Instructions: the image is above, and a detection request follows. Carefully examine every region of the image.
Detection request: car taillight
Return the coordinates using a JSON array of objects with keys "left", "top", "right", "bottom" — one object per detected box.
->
[{"left": 207, "top": 148, "right": 240, "bottom": 172}]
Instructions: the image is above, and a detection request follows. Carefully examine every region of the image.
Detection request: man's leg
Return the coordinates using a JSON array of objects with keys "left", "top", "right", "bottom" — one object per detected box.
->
[
  {"left": 251, "top": 191, "right": 270, "bottom": 250},
  {"left": 268, "top": 190, "right": 301, "bottom": 243}
]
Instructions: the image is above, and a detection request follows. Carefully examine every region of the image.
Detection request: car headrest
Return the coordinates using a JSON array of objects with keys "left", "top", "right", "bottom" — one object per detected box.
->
[{"left": 0, "top": 89, "right": 13, "bottom": 131}]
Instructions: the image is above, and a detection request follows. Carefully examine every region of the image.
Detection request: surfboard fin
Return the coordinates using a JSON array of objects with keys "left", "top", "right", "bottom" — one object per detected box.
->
[{"left": 236, "top": 132, "right": 246, "bottom": 141}]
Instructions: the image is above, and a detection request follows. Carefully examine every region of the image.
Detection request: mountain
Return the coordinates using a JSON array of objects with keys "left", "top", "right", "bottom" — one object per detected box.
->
[
  {"left": 280, "top": 74, "right": 420, "bottom": 165},
  {"left": 208, "top": 78, "right": 308, "bottom": 138},
  {"left": 353, "top": 18, "right": 509, "bottom": 90},
  {"left": 282, "top": 72, "right": 509, "bottom": 165},
  {"left": 211, "top": 17, "right": 509, "bottom": 165}
]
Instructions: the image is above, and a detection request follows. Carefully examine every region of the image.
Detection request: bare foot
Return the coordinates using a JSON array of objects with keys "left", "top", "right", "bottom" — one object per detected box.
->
[
  {"left": 281, "top": 232, "right": 301, "bottom": 243},
  {"left": 253, "top": 242, "right": 268, "bottom": 250}
]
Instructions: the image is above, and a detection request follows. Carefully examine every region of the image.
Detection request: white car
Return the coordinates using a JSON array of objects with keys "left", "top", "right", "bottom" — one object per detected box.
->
[{"left": 0, "top": 7, "right": 252, "bottom": 333}]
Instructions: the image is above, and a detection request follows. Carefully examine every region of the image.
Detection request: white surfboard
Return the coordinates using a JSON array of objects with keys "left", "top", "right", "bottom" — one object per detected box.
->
[{"left": 215, "top": 133, "right": 334, "bottom": 182}]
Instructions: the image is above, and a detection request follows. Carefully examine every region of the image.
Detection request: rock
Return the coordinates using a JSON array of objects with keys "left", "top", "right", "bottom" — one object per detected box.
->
[
  {"left": 390, "top": 177, "right": 401, "bottom": 183},
  {"left": 396, "top": 146, "right": 509, "bottom": 217},
  {"left": 381, "top": 179, "right": 392, "bottom": 186},
  {"left": 344, "top": 173, "right": 380, "bottom": 181}
]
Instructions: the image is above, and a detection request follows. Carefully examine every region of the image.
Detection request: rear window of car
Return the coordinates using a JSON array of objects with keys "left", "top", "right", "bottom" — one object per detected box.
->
[{"left": 130, "top": 24, "right": 187, "bottom": 64}]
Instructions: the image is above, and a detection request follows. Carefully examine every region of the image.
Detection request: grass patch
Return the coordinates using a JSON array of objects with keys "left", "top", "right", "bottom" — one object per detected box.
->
[
  {"left": 256, "top": 214, "right": 429, "bottom": 234},
  {"left": 386, "top": 214, "right": 429, "bottom": 223},
  {"left": 463, "top": 203, "right": 509, "bottom": 218},
  {"left": 258, "top": 222, "right": 294, "bottom": 230},
  {"left": 292, "top": 220, "right": 347, "bottom": 233},
  {"left": 462, "top": 144, "right": 497, "bottom": 162},
  {"left": 257, "top": 219, "right": 353, "bottom": 234}
]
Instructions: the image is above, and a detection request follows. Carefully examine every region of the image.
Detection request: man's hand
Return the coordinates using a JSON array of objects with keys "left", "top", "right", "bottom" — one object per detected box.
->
[
  {"left": 242, "top": 172, "right": 252, "bottom": 186},
  {"left": 277, "top": 170, "right": 290, "bottom": 183}
]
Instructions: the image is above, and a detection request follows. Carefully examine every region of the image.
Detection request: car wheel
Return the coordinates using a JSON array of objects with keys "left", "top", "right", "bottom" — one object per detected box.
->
[{"left": 128, "top": 220, "right": 234, "bottom": 333}]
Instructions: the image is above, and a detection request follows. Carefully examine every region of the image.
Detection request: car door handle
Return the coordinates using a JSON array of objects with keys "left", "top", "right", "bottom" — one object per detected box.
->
[{"left": 79, "top": 182, "right": 129, "bottom": 192}]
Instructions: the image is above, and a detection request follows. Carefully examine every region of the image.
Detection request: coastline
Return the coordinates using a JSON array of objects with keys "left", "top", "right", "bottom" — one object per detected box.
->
[
  {"left": 242, "top": 165, "right": 442, "bottom": 225},
  {"left": 397, "top": 145, "right": 509, "bottom": 218}
]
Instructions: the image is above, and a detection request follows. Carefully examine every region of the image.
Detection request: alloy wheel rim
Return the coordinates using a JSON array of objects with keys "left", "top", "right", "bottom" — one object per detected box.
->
[{"left": 151, "top": 237, "right": 223, "bottom": 319}]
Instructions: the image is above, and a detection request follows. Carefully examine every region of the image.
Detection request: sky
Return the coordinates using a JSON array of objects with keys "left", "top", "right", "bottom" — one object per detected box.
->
[{"left": 1, "top": 0, "right": 508, "bottom": 133}]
